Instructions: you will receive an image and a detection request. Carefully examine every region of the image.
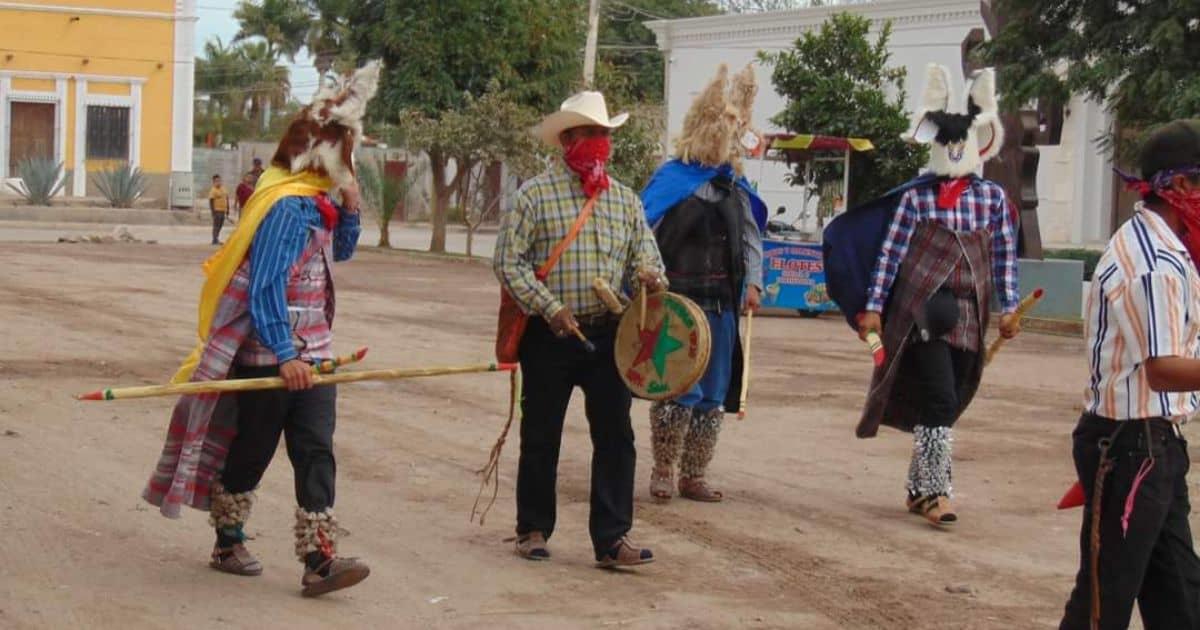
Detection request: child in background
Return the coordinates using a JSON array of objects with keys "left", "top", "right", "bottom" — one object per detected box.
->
[{"left": 209, "top": 174, "right": 230, "bottom": 245}]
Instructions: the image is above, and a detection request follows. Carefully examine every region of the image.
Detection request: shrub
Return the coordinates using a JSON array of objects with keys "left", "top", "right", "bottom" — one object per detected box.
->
[
  {"left": 92, "top": 163, "right": 149, "bottom": 208},
  {"left": 5, "top": 157, "right": 66, "bottom": 205},
  {"left": 1044, "top": 248, "right": 1102, "bottom": 281}
]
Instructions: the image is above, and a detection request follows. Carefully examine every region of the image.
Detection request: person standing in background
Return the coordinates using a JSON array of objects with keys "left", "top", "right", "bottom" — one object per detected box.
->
[{"left": 208, "top": 174, "right": 230, "bottom": 245}]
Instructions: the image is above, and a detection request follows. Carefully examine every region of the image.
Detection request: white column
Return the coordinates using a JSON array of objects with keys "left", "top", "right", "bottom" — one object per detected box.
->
[
  {"left": 171, "top": 0, "right": 196, "bottom": 174},
  {"left": 55, "top": 78, "right": 67, "bottom": 167},
  {"left": 0, "top": 75, "right": 9, "bottom": 180},
  {"left": 73, "top": 79, "right": 87, "bottom": 197},
  {"left": 130, "top": 82, "right": 142, "bottom": 168}
]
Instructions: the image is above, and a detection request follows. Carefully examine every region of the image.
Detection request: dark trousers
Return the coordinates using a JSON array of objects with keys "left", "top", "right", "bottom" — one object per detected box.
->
[
  {"left": 221, "top": 364, "right": 338, "bottom": 513},
  {"left": 516, "top": 317, "right": 635, "bottom": 556},
  {"left": 212, "top": 211, "right": 226, "bottom": 244},
  {"left": 905, "top": 339, "right": 978, "bottom": 428},
  {"left": 1061, "top": 414, "right": 1200, "bottom": 629}
]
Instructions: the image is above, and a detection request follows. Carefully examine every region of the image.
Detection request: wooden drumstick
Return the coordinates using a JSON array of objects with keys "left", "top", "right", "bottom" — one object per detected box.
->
[
  {"left": 592, "top": 278, "right": 626, "bottom": 314},
  {"left": 569, "top": 325, "right": 597, "bottom": 353},
  {"left": 640, "top": 288, "right": 647, "bottom": 331}
]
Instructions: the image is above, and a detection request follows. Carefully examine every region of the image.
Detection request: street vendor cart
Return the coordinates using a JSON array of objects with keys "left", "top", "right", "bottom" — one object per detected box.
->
[{"left": 755, "top": 134, "right": 874, "bottom": 316}]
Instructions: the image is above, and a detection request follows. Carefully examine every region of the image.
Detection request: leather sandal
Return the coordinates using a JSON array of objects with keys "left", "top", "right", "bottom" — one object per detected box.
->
[
  {"left": 515, "top": 531, "right": 551, "bottom": 561},
  {"left": 301, "top": 556, "right": 370, "bottom": 597},
  {"left": 210, "top": 544, "right": 263, "bottom": 576},
  {"left": 596, "top": 536, "right": 655, "bottom": 568},
  {"left": 678, "top": 476, "right": 723, "bottom": 502},
  {"left": 650, "top": 467, "right": 674, "bottom": 502},
  {"left": 909, "top": 495, "right": 957, "bottom": 526}
]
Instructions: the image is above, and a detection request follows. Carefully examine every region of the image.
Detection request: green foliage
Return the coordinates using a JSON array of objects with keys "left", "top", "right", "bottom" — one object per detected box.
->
[
  {"left": 194, "top": 36, "right": 292, "bottom": 143},
  {"left": 5, "top": 157, "right": 66, "bottom": 206},
  {"left": 979, "top": 0, "right": 1200, "bottom": 160},
  {"left": 346, "top": 0, "right": 585, "bottom": 118},
  {"left": 760, "top": 13, "right": 926, "bottom": 206},
  {"left": 356, "top": 159, "right": 427, "bottom": 247},
  {"left": 597, "top": 1, "right": 721, "bottom": 102},
  {"left": 1044, "top": 248, "right": 1102, "bottom": 282},
  {"left": 91, "top": 164, "right": 148, "bottom": 208},
  {"left": 233, "top": 0, "right": 311, "bottom": 61}
]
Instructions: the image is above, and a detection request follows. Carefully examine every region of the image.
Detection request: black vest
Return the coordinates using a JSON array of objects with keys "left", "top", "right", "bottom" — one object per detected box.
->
[{"left": 654, "top": 176, "right": 746, "bottom": 307}]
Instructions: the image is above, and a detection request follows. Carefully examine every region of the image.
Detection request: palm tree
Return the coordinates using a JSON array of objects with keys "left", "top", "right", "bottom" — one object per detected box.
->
[
  {"left": 233, "top": 0, "right": 310, "bottom": 62},
  {"left": 306, "top": 0, "right": 354, "bottom": 79},
  {"left": 195, "top": 37, "right": 248, "bottom": 142},
  {"left": 240, "top": 41, "right": 292, "bottom": 133}
]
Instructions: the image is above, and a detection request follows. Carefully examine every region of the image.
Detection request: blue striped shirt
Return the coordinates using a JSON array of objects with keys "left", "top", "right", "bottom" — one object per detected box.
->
[{"left": 248, "top": 196, "right": 361, "bottom": 362}]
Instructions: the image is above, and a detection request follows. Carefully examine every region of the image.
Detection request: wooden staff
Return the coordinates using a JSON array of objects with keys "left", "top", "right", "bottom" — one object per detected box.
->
[
  {"left": 737, "top": 309, "right": 754, "bottom": 420},
  {"left": 77, "top": 360, "right": 516, "bottom": 401},
  {"left": 984, "top": 288, "right": 1045, "bottom": 366},
  {"left": 864, "top": 331, "right": 885, "bottom": 367}
]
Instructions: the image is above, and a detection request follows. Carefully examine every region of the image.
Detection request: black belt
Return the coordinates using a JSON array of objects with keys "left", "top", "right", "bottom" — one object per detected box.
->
[
  {"left": 576, "top": 312, "right": 619, "bottom": 333},
  {"left": 1080, "top": 413, "right": 1184, "bottom": 440}
]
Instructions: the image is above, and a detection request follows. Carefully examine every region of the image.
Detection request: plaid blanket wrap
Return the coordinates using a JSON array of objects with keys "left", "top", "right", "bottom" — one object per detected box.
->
[
  {"left": 856, "top": 221, "right": 992, "bottom": 438},
  {"left": 142, "top": 227, "right": 334, "bottom": 518}
]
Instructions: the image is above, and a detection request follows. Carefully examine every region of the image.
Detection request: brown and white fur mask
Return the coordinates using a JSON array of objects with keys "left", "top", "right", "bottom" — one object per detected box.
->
[
  {"left": 903, "top": 64, "right": 1004, "bottom": 178},
  {"left": 271, "top": 60, "right": 382, "bottom": 190},
  {"left": 675, "top": 64, "right": 740, "bottom": 170},
  {"left": 727, "top": 63, "right": 762, "bottom": 174}
]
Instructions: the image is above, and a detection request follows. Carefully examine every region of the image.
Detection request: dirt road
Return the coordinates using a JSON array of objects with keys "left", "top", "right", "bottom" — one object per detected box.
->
[{"left": 0, "top": 242, "right": 1160, "bottom": 629}]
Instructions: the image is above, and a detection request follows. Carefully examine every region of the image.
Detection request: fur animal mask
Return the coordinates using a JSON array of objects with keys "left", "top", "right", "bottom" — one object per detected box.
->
[
  {"left": 675, "top": 63, "right": 761, "bottom": 175},
  {"left": 272, "top": 60, "right": 382, "bottom": 190},
  {"left": 903, "top": 64, "right": 1004, "bottom": 178}
]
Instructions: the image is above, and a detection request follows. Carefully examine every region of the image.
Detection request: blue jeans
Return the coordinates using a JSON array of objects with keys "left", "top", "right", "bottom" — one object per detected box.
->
[{"left": 677, "top": 308, "right": 736, "bottom": 412}]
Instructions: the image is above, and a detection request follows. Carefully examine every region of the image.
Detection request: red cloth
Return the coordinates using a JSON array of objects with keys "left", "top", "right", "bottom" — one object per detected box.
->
[
  {"left": 1157, "top": 187, "right": 1200, "bottom": 270},
  {"left": 314, "top": 193, "right": 340, "bottom": 230},
  {"left": 937, "top": 177, "right": 971, "bottom": 210},
  {"left": 563, "top": 136, "right": 612, "bottom": 198},
  {"left": 236, "top": 183, "right": 254, "bottom": 208}
]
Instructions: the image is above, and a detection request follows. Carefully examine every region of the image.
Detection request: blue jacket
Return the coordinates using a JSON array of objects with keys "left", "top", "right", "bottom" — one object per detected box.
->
[{"left": 641, "top": 159, "right": 767, "bottom": 231}]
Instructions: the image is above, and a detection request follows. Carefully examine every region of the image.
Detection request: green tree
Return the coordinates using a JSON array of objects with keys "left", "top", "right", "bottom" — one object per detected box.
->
[
  {"left": 760, "top": 12, "right": 926, "bottom": 206},
  {"left": 979, "top": 0, "right": 1200, "bottom": 159},
  {"left": 240, "top": 41, "right": 292, "bottom": 133},
  {"left": 233, "top": 0, "right": 311, "bottom": 62},
  {"left": 344, "top": 0, "right": 584, "bottom": 253},
  {"left": 597, "top": 0, "right": 720, "bottom": 102}
]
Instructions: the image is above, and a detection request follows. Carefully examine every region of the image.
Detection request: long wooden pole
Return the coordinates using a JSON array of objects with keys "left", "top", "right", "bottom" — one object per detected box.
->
[
  {"left": 77, "top": 361, "right": 517, "bottom": 401},
  {"left": 737, "top": 309, "right": 754, "bottom": 420},
  {"left": 984, "top": 288, "right": 1045, "bottom": 366},
  {"left": 583, "top": 0, "right": 601, "bottom": 87}
]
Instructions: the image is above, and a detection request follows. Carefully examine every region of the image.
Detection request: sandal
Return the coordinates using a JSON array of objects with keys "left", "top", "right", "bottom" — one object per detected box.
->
[
  {"left": 210, "top": 543, "right": 263, "bottom": 576},
  {"left": 678, "top": 476, "right": 723, "bottom": 502},
  {"left": 301, "top": 556, "right": 370, "bottom": 597},
  {"left": 650, "top": 467, "right": 674, "bottom": 502},
  {"left": 515, "top": 531, "right": 551, "bottom": 561},
  {"left": 596, "top": 536, "right": 654, "bottom": 568},
  {"left": 908, "top": 495, "right": 957, "bottom": 526}
]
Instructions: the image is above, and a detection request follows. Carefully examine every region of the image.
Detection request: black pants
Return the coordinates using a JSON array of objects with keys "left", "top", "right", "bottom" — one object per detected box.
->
[
  {"left": 220, "top": 364, "right": 338, "bottom": 513},
  {"left": 905, "top": 339, "right": 978, "bottom": 428},
  {"left": 516, "top": 317, "right": 635, "bottom": 557},
  {"left": 212, "top": 211, "right": 226, "bottom": 244},
  {"left": 1061, "top": 414, "right": 1200, "bottom": 629}
]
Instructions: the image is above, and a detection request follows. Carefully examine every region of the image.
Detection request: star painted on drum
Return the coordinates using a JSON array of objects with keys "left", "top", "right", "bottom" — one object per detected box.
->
[
  {"left": 631, "top": 318, "right": 664, "bottom": 369},
  {"left": 650, "top": 314, "right": 684, "bottom": 379}
]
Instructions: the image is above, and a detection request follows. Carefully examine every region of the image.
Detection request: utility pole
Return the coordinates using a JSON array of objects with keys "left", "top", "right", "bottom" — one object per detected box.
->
[{"left": 583, "top": 0, "right": 600, "bottom": 87}]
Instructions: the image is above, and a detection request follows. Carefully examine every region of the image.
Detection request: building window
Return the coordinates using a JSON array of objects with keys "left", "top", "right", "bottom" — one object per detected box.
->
[{"left": 86, "top": 106, "right": 130, "bottom": 160}]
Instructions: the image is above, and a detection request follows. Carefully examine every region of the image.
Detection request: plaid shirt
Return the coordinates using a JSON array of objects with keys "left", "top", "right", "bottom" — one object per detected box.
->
[
  {"left": 866, "top": 178, "right": 1019, "bottom": 314},
  {"left": 494, "top": 160, "right": 663, "bottom": 319}
]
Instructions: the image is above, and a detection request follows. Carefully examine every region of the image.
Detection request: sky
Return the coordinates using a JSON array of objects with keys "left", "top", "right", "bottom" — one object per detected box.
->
[{"left": 195, "top": 0, "right": 320, "bottom": 100}]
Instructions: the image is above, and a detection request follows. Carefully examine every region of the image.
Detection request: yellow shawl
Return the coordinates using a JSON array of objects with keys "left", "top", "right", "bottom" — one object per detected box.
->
[{"left": 172, "top": 167, "right": 333, "bottom": 383}]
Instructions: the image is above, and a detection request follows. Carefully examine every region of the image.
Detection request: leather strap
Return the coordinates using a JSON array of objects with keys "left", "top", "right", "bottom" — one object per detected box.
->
[{"left": 535, "top": 194, "right": 599, "bottom": 281}]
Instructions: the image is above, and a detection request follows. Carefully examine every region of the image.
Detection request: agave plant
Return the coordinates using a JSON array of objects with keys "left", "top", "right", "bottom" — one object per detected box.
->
[
  {"left": 5, "top": 157, "right": 66, "bottom": 205},
  {"left": 92, "top": 163, "right": 148, "bottom": 208}
]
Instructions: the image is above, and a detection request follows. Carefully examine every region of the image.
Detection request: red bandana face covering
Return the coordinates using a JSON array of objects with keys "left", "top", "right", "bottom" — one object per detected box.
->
[
  {"left": 1157, "top": 187, "right": 1200, "bottom": 268},
  {"left": 563, "top": 135, "right": 612, "bottom": 198}
]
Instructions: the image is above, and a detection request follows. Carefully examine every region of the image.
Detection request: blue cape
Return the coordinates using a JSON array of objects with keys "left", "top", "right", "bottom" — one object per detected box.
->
[
  {"left": 641, "top": 159, "right": 768, "bottom": 231},
  {"left": 821, "top": 173, "right": 940, "bottom": 329}
]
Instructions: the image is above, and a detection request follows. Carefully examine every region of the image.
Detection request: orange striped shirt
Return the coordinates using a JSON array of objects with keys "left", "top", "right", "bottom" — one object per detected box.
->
[{"left": 1083, "top": 205, "right": 1200, "bottom": 421}]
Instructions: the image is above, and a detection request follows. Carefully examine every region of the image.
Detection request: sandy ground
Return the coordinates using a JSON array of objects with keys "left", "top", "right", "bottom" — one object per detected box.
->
[{"left": 0, "top": 241, "right": 1178, "bottom": 630}]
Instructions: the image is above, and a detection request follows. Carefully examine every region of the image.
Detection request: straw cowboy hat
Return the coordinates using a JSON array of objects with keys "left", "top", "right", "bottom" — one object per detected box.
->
[{"left": 535, "top": 91, "right": 629, "bottom": 147}]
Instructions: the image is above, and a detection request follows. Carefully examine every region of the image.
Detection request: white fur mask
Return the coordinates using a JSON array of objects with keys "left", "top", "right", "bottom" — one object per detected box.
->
[{"left": 902, "top": 64, "right": 1004, "bottom": 178}]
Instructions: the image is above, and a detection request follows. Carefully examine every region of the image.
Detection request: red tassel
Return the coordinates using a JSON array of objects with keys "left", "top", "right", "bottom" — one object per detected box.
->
[{"left": 1058, "top": 480, "right": 1085, "bottom": 510}]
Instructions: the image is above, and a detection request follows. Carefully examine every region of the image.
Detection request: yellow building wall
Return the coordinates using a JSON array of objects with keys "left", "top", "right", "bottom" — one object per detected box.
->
[
  {"left": 88, "top": 82, "right": 132, "bottom": 96},
  {"left": 10, "top": 78, "right": 56, "bottom": 92},
  {"left": 0, "top": 5, "right": 178, "bottom": 179},
  {"left": 18, "top": 1, "right": 176, "bottom": 13}
]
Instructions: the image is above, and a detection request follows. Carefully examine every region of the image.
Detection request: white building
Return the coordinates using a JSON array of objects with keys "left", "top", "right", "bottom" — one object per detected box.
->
[{"left": 646, "top": 0, "right": 1114, "bottom": 247}]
